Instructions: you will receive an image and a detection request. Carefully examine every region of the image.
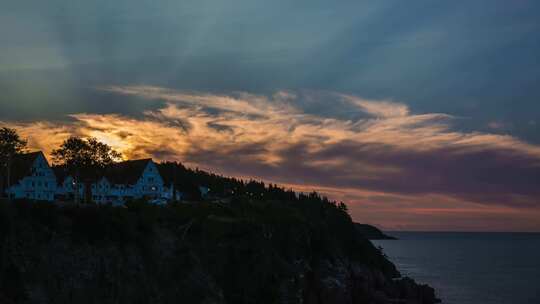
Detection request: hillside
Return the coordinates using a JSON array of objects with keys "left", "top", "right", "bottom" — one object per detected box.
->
[
  {"left": 0, "top": 163, "right": 438, "bottom": 303},
  {"left": 355, "top": 224, "right": 397, "bottom": 240},
  {"left": 0, "top": 196, "right": 438, "bottom": 304}
]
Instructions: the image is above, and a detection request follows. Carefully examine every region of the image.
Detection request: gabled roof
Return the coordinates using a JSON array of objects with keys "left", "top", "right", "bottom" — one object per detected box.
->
[
  {"left": 105, "top": 159, "right": 152, "bottom": 185},
  {"left": 52, "top": 166, "right": 69, "bottom": 185},
  {"left": 8, "top": 151, "right": 44, "bottom": 185},
  {"left": 157, "top": 163, "right": 175, "bottom": 186}
]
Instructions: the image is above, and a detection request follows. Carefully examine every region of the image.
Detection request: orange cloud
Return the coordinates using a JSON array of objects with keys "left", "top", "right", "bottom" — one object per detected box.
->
[{"left": 3, "top": 86, "right": 540, "bottom": 231}]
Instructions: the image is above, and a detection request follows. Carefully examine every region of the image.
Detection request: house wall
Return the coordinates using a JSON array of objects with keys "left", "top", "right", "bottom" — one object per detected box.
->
[
  {"left": 90, "top": 161, "right": 167, "bottom": 204},
  {"left": 91, "top": 177, "right": 111, "bottom": 203},
  {"left": 56, "top": 176, "right": 84, "bottom": 200},
  {"left": 134, "top": 161, "right": 164, "bottom": 198},
  {"left": 8, "top": 154, "right": 57, "bottom": 201},
  {"left": 53, "top": 160, "right": 173, "bottom": 204}
]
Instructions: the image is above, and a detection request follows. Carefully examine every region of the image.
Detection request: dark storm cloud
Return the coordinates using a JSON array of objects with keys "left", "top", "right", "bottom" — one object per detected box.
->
[
  {"left": 1, "top": 0, "right": 540, "bottom": 142},
  {"left": 183, "top": 140, "right": 540, "bottom": 208},
  {"left": 308, "top": 142, "right": 540, "bottom": 207}
]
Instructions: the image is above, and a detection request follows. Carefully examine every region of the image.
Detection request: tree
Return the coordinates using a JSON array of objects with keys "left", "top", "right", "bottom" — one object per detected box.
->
[
  {"left": 0, "top": 127, "right": 27, "bottom": 199},
  {"left": 338, "top": 202, "right": 349, "bottom": 213},
  {"left": 51, "top": 137, "right": 121, "bottom": 203}
]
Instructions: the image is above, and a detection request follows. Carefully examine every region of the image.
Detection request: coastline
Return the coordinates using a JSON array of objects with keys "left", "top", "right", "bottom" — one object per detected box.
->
[
  {"left": 355, "top": 223, "right": 398, "bottom": 240},
  {"left": 374, "top": 231, "right": 540, "bottom": 304}
]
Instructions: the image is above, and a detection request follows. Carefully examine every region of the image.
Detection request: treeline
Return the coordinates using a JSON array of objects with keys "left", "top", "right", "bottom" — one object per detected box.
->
[
  {"left": 157, "top": 161, "right": 349, "bottom": 212},
  {"left": 1, "top": 126, "right": 347, "bottom": 213}
]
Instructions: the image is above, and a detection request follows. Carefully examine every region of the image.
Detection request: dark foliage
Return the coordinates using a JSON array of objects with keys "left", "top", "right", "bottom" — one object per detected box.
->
[
  {"left": 158, "top": 161, "right": 313, "bottom": 203},
  {"left": 0, "top": 191, "right": 397, "bottom": 303},
  {"left": 0, "top": 127, "right": 27, "bottom": 197},
  {"left": 355, "top": 224, "right": 397, "bottom": 240},
  {"left": 51, "top": 136, "right": 122, "bottom": 203}
]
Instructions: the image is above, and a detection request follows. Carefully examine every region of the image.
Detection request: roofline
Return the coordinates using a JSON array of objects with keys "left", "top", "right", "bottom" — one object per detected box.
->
[{"left": 19, "top": 151, "right": 44, "bottom": 157}]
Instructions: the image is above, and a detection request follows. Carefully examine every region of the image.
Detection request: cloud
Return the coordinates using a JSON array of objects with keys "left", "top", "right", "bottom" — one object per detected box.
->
[
  {"left": 3, "top": 86, "right": 540, "bottom": 230},
  {"left": 340, "top": 95, "right": 410, "bottom": 118},
  {"left": 487, "top": 120, "right": 513, "bottom": 131}
]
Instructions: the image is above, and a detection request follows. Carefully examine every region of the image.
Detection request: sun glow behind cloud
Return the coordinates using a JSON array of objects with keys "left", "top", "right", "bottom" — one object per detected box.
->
[{"left": 3, "top": 86, "right": 540, "bottom": 231}]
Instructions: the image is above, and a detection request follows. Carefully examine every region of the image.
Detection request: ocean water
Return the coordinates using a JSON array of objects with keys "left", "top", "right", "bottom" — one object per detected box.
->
[{"left": 373, "top": 232, "right": 540, "bottom": 304}]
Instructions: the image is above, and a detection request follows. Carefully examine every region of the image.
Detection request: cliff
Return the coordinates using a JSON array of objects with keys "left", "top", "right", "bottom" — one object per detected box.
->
[
  {"left": 0, "top": 199, "right": 439, "bottom": 304},
  {"left": 355, "top": 224, "right": 397, "bottom": 240}
]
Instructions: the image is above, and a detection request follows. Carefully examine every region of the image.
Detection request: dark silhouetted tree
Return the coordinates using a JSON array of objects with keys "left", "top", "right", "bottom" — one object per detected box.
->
[
  {"left": 0, "top": 127, "right": 27, "bottom": 199},
  {"left": 51, "top": 137, "right": 121, "bottom": 203},
  {"left": 338, "top": 202, "right": 349, "bottom": 213}
]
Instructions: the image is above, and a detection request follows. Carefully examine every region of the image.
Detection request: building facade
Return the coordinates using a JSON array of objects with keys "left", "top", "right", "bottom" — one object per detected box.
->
[
  {"left": 56, "top": 158, "right": 175, "bottom": 204},
  {"left": 6, "top": 153, "right": 179, "bottom": 204},
  {"left": 100, "top": 158, "right": 166, "bottom": 203},
  {"left": 5, "top": 152, "right": 57, "bottom": 201}
]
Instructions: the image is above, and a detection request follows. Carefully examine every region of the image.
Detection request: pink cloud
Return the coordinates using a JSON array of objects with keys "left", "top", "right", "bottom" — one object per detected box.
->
[{"left": 3, "top": 86, "right": 540, "bottom": 231}]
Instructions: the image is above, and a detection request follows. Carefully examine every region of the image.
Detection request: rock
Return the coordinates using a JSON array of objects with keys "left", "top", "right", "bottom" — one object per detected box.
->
[
  {"left": 297, "top": 260, "right": 441, "bottom": 304},
  {"left": 355, "top": 224, "right": 397, "bottom": 240}
]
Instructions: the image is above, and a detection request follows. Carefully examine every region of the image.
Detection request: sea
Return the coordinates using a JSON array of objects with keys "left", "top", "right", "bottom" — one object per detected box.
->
[{"left": 372, "top": 232, "right": 540, "bottom": 304}]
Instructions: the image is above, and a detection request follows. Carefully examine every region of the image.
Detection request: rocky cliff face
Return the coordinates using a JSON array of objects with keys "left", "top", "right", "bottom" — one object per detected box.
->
[
  {"left": 0, "top": 201, "right": 439, "bottom": 304},
  {"left": 1, "top": 229, "right": 438, "bottom": 304},
  {"left": 300, "top": 260, "right": 438, "bottom": 304}
]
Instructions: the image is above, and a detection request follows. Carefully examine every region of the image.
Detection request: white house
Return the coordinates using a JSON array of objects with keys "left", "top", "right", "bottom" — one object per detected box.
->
[
  {"left": 5, "top": 151, "right": 57, "bottom": 201},
  {"left": 54, "top": 175, "right": 78, "bottom": 199},
  {"left": 56, "top": 158, "right": 175, "bottom": 204},
  {"left": 103, "top": 158, "right": 165, "bottom": 203},
  {"left": 90, "top": 177, "right": 112, "bottom": 203}
]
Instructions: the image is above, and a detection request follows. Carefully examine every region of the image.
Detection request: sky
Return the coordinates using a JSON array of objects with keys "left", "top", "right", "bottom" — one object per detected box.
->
[{"left": 1, "top": 0, "right": 539, "bottom": 231}]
